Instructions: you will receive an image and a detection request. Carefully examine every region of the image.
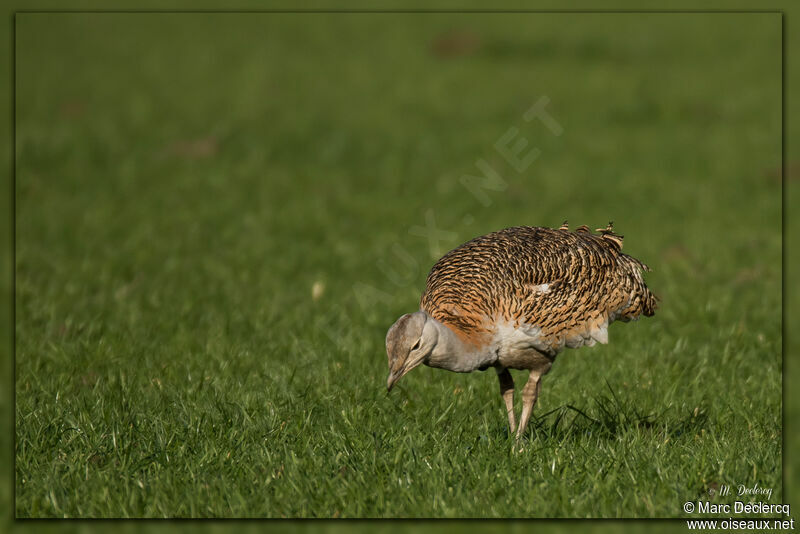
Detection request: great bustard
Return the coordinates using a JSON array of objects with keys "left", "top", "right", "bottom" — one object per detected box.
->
[{"left": 385, "top": 223, "right": 657, "bottom": 440}]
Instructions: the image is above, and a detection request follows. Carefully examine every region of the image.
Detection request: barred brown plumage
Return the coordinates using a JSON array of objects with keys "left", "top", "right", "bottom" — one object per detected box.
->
[
  {"left": 421, "top": 225, "right": 656, "bottom": 352},
  {"left": 385, "top": 223, "right": 657, "bottom": 443}
]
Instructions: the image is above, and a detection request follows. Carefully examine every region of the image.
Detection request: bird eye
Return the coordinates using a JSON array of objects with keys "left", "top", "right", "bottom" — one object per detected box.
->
[{"left": 411, "top": 339, "right": 421, "bottom": 351}]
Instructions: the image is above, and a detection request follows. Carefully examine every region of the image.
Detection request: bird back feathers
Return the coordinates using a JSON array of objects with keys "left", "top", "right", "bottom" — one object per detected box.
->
[{"left": 419, "top": 223, "right": 657, "bottom": 354}]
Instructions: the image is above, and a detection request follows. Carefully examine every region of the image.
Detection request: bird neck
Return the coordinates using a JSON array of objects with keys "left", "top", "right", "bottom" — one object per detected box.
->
[{"left": 425, "top": 316, "right": 497, "bottom": 373}]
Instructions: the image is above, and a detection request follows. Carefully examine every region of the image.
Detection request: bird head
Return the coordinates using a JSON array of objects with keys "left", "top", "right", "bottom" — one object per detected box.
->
[{"left": 385, "top": 311, "right": 437, "bottom": 391}]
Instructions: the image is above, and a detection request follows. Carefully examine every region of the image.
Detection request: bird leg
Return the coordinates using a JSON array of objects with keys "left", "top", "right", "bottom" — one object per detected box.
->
[
  {"left": 516, "top": 370, "right": 543, "bottom": 441},
  {"left": 496, "top": 368, "right": 516, "bottom": 434}
]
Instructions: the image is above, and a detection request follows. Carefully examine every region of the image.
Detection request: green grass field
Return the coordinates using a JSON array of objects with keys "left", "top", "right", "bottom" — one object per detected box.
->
[{"left": 14, "top": 12, "right": 782, "bottom": 518}]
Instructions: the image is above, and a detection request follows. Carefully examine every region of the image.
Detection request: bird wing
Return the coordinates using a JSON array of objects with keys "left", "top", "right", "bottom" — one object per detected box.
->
[{"left": 420, "top": 226, "right": 656, "bottom": 354}]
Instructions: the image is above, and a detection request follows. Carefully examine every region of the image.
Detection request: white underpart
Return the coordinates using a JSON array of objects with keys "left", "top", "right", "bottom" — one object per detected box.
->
[
  {"left": 567, "top": 318, "right": 610, "bottom": 348},
  {"left": 490, "top": 319, "right": 549, "bottom": 355},
  {"left": 491, "top": 315, "right": 611, "bottom": 356},
  {"left": 591, "top": 321, "right": 609, "bottom": 344}
]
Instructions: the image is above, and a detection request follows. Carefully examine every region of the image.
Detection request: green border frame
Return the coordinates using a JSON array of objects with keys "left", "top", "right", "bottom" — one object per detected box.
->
[{"left": 3, "top": 3, "right": 796, "bottom": 532}]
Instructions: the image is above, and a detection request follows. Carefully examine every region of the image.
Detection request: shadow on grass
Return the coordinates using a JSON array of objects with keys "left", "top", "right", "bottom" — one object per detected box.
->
[{"left": 525, "top": 380, "right": 709, "bottom": 445}]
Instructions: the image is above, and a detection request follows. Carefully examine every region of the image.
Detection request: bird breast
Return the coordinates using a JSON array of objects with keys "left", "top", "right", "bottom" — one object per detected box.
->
[{"left": 489, "top": 320, "right": 556, "bottom": 370}]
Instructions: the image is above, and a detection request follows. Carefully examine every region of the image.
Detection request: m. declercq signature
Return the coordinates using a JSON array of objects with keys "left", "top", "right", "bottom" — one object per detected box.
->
[{"left": 711, "top": 483, "right": 773, "bottom": 500}]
